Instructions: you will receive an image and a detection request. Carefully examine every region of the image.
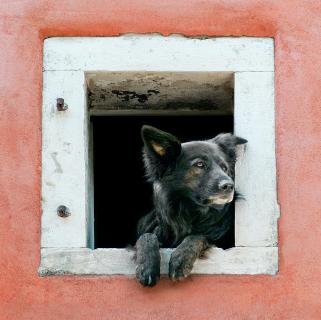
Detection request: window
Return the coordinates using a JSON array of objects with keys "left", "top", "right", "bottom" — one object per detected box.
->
[
  {"left": 40, "top": 35, "right": 279, "bottom": 276},
  {"left": 90, "top": 71, "right": 234, "bottom": 250}
]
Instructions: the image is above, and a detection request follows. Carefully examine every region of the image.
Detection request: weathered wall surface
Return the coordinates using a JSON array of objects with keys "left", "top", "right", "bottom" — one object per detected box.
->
[{"left": 0, "top": 1, "right": 320, "bottom": 319}]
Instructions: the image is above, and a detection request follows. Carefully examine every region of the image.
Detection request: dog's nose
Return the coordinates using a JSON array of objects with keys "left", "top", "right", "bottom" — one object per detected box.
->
[{"left": 218, "top": 180, "right": 234, "bottom": 192}]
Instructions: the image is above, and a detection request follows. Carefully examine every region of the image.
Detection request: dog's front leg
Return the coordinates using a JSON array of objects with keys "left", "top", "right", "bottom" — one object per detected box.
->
[
  {"left": 135, "top": 233, "right": 160, "bottom": 287},
  {"left": 169, "top": 235, "right": 209, "bottom": 281}
]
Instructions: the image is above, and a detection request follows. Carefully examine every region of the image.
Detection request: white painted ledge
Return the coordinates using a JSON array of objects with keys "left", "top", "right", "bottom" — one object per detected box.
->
[
  {"left": 39, "top": 247, "right": 278, "bottom": 276},
  {"left": 44, "top": 35, "right": 274, "bottom": 72}
]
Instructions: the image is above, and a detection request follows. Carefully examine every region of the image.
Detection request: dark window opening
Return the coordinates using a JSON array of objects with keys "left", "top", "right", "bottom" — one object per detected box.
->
[{"left": 93, "top": 115, "right": 234, "bottom": 249}]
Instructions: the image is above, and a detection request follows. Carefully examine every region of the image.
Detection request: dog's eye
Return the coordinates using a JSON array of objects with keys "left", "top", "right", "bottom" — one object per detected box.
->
[
  {"left": 221, "top": 164, "right": 228, "bottom": 172},
  {"left": 194, "top": 161, "right": 205, "bottom": 168}
]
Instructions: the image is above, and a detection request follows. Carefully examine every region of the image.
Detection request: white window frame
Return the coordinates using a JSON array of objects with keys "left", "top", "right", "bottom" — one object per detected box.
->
[{"left": 39, "top": 35, "right": 279, "bottom": 276}]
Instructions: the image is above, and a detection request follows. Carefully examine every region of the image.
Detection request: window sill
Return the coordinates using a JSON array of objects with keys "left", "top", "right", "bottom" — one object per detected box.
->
[{"left": 39, "top": 247, "right": 278, "bottom": 276}]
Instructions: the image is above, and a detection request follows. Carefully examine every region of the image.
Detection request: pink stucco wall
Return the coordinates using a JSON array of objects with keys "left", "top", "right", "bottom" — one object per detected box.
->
[{"left": 0, "top": 1, "right": 320, "bottom": 319}]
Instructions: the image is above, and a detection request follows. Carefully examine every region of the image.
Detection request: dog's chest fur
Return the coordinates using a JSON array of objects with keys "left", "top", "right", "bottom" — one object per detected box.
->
[{"left": 138, "top": 190, "right": 234, "bottom": 248}]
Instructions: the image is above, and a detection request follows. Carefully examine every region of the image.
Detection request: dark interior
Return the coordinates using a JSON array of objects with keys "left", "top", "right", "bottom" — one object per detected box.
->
[{"left": 93, "top": 115, "right": 234, "bottom": 249}]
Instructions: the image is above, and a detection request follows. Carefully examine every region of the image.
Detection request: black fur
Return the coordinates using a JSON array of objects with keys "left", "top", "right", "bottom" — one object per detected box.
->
[{"left": 135, "top": 125, "right": 247, "bottom": 286}]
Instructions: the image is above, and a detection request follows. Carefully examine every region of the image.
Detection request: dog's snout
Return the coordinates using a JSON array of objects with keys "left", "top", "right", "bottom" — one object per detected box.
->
[{"left": 218, "top": 180, "right": 234, "bottom": 192}]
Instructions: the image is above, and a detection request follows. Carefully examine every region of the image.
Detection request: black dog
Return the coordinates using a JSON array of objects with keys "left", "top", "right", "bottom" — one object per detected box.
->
[{"left": 135, "top": 125, "right": 247, "bottom": 286}]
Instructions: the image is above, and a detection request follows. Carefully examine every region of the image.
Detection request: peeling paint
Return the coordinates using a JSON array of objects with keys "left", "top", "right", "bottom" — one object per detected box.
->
[
  {"left": 45, "top": 180, "right": 55, "bottom": 187},
  {"left": 50, "top": 152, "right": 63, "bottom": 174},
  {"left": 86, "top": 71, "right": 234, "bottom": 113},
  {"left": 111, "top": 89, "right": 159, "bottom": 103}
]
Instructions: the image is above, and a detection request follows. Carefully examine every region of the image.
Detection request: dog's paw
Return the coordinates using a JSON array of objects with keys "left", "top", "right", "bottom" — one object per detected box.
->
[
  {"left": 135, "top": 233, "right": 160, "bottom": 287},
  {"left": 168, "top": 250, "right": 195, "bottom": 281},
  {"left": 136, "top": 262, "right": 160, "bottom": 287}
]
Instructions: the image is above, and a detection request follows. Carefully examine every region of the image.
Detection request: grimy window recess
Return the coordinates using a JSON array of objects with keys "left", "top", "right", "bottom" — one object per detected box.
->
[{"left": 87, "top": 72, "right": 234, "bottom": 249}]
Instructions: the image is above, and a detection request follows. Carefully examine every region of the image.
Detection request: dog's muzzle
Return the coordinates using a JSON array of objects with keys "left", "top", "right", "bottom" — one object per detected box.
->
[{"left": 207, "top": 190, "right": 234, "bottom": 205}]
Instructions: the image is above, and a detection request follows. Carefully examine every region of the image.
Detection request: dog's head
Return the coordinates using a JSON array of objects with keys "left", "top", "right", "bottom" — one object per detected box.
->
[{"left": 141, "top": 125, "right": 247, "bottom": 207}]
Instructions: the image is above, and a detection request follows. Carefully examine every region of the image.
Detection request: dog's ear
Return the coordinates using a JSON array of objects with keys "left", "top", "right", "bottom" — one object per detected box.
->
[
  {"left": 141, "top": 125, "right": 181, "bottom": 180},
  {"left": 212, "top": 133, "right": 247, "bottom": 160}
]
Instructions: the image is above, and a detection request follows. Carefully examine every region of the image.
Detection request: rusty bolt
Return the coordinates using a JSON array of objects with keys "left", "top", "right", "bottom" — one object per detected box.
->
[
  {"left": 56, "top": 98, "right": 68, "bottom": 111},
  {"left": 57, "top": 205, "right": 71, "bottom": 218}
]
